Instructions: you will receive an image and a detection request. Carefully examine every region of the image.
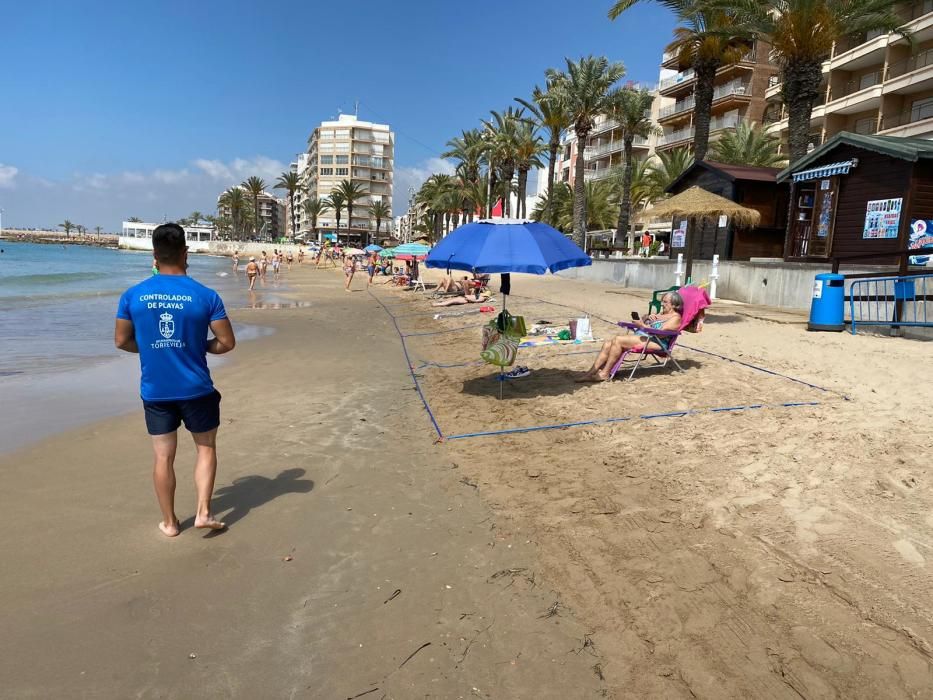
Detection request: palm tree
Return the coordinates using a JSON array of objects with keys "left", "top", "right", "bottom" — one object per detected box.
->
[
  {"left": 443, "top": 129, "right": 486, "bottom": 221},
  {"left": 482, "top": 108, "right": 524, "bottom": 217},
  {"left": 368, "top": 200, "right": 392, "bottom": 240},
  {"left": 710, "top": 122, "right": 786, "bottom": 166},
  {"left": 302, "top": 196, "right": 327, "bottom": 242},
  {"left": 532, "top": 180, "right": 618, "bottom": 234},
  {"left": 607, "top": 86, "right": 661, "bottom": 243},
  {"left": 610, "top": 0, "right": 747, "bottom": 161},
  {"left": 516, "top": 79, "right": 570, "bottom": 221},
  {"left": 188, "top": 211, "right": 204, "bottom": 226},
  {"left": 94, "top": 225, "right": 102, "bottom": 240},
  {"left": 332, "top": 180, "right": 369, "bottom": 245},
  {"left": 219, "top": 187, "right": 249, "bottom": 238},
  {"left": 242, "top": 176, "right": 266, "bottom": 238},
  {"left": 647, "top": 147, "right": 695, "bottom": 200},
  {"left": 726, "top": 0, "right": 908, "bottom": 163},
  {"left": 274, "top": 171, "right": 301, "bottom": 240},
  {"left": 59, "top": 220, "right": 74, "bottom": 237},
  {"left": 325, "top": 191, "right": 346, "bottom": 243},
  {"left": 546, "top": 56, "right": 627, "bottom": 247},
  {"left": 513, "top": 121, "right": 546, "bottom": 219}
]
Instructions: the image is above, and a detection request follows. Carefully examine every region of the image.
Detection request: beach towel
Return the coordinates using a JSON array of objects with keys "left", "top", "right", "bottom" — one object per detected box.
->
[{"left": 677, "top": 286, "right": 711, "bottom": 332}]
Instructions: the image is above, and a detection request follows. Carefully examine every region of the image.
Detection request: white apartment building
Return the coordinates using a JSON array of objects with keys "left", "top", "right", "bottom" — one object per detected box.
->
[
  {"left": 765, "top": 0, "right": 933, "bottom": 148},
  {"left": 300, "top": 114, "right": 394, "bottom": 242},
  {"left": 288, "top": 153, "right": 311, "bottom": 236}
]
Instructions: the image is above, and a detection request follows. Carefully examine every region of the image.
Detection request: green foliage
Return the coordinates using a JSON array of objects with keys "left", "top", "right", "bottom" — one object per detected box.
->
[{"left": 710, "top": 122, "right": 786, "bottom": 167}]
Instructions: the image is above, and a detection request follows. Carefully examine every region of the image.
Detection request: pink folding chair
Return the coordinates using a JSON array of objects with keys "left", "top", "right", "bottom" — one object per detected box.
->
[{"left": 608, "top": 286, "right": 711, "bottom": 381}]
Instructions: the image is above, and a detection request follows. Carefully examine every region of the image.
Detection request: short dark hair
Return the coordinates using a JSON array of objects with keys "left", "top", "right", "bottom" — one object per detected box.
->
[{"left": 152, "top": 223, "right": 186, "bottom": 264}]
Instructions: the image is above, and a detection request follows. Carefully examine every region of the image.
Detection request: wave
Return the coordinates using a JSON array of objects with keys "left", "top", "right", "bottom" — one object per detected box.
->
[
  {"left": 0, "top": 271, "right": 109, "bottom": 287},
  {"left": 0, "top": 288, "right": 123, "bottom": 305}
]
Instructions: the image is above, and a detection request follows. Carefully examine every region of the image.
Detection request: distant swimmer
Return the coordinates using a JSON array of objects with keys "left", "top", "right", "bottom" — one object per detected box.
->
[
  {"left": 245, "top": 256, "right": 259, "bottom": 290},
  {"left": 232, "top": 249, "right": 239, "bottom": 272},
  {"left": 114, "top": 223, "right": 235, "bottom": 538},
  {"left": 297, "top": 248, "right": 304, "bottom": 265}
]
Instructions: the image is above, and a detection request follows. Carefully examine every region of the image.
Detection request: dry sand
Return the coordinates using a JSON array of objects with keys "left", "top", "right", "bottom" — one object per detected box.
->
[
  {"left": 383, "top": 269, "right": 933, "bottom": 698},
  {"left": 5, "top": 262, "right": 933, "bottom": 698}
]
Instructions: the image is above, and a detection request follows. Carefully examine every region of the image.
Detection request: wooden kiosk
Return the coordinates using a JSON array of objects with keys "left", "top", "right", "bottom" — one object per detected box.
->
[{"left": 778, "top": 132, "right": 933, "bottom": 263}]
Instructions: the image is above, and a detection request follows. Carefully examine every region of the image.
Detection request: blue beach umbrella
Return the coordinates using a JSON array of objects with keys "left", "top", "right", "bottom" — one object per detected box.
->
[
  {"left": 364, "top": 244, "right": 383, "bottom": 252},
  {"left": 424, "top": 219, "right": 590, "bottom": 275},
  {"left": 394, "top": 242, "right": 431, "bottom": 256}
]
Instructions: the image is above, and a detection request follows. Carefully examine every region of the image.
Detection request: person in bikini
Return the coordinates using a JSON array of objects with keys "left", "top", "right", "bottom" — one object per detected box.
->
[
  {"left": 245, "top": 256, "right": 259, "bottom": 290},
  {"left": 431, "top": 292, "right": 492, "bottom": 307},
  {"left": 286, "top": 250, "right": 294, "bottom": 270},
  {"left": 114, "top": 223, "right": 235, "bottom": 537},
  {"left": 260, "top": 251, "right": 268, "bottom": 278},
  {"left": 367, "top": 252, "right": 378, "bottom": 286},
  {"left": 232, "top": 249, "right": 239, "bottom": 273},
  {"left": 344, "top": 253, "right": 356, "bottom": 291},
  {"left": 577, "top": 291, "right": 683, "bottom": 382}
]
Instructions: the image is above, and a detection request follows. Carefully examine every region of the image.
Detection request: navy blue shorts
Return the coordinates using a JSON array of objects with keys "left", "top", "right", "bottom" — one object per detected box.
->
[{"left": 143, "top": 390, "right": 221, "bottom": 436}]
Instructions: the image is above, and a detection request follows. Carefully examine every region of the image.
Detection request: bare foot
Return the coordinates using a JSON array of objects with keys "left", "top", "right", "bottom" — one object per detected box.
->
[
  {"left": 575, "top": 370, "right": 600, "bottom": 382},
  {"left": 158, "top": 520, "right": 180, "bottom": 537},
  {"left": 195, "top": 514, "right": 226, "bottom": 530}
]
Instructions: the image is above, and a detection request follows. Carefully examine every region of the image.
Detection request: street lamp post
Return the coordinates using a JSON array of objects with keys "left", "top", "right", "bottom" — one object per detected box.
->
[{"left": 0, "top": 208, "right": 4, "bottom": 239}]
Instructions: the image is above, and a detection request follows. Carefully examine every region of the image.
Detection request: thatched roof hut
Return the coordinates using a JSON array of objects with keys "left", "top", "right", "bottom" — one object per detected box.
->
[{"left": 641, "top": 186, "right": 761, "bottom": 227}]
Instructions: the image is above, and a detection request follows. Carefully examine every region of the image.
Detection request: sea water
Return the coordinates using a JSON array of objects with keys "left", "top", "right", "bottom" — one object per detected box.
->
[{"left": 0, "top": 241, "right": 280, "bottom": 453}]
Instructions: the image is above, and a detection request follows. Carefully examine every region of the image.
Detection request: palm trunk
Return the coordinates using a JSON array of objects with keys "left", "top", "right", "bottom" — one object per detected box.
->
[
  {"left": 504, "top": 167, "right": 515, "bottom": 217},
  {"left": 253, "top": 196, "right": 260, "bottom": 237},
  {"left": 783, "top": 61, "right": 824, "bottom": 165},
  {"left": 546, "top": 135, "right": 559, "bottom": 221},
  {"left": 615, "top": 138, "right": 635, "bottom": 243},
  {"left": 517, "top": 167, "right": 529, "bottom": 219},
  {"left": 489, "top": 171, "right": 498, "bottom": 218},
  {"left": 572, "top": 127, "right": 588, "bottom": 247},
  {"left": 692, "top": 59, "right": 719, "bottom": 161}
]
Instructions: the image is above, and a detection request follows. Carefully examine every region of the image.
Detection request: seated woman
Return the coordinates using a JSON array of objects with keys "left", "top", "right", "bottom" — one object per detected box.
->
[
  {"left": 431, "top": 292, "right": 492, "bottom": 307},
  {"left": 435, "top": 274, "right": 469, "bottom": 295},
  {"left": 577, "top": 291, "right": 683, "bottom": 382}
]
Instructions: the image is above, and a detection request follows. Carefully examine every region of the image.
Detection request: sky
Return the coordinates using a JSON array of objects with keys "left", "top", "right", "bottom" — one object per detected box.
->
[{"left": 0, "top": 0, "right": 676, "bottom": 231}]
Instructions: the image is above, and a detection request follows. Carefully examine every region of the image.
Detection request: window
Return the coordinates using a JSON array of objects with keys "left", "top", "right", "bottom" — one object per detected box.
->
[
  {"left": 911, "top": 96, "right": 933, "bottom": 123},
  {"left": 335, "top": 129, "right": 350, "bottom": 139},
  {"left": 321, "top": 167, "right": 334, "bottom": 175},
  {"left": 319, "top": 155, "right": 333, "bottom": 164},
  {"left": 336, "top": 167, "right": 348, "bottom": 176},
  {"left": 335, "top": 142, "right": 350, "bottom": 152},
  {"left": 335, "top": 155, "right": 349, "bottom": 164},
  {"left": 319, "top": 130, "right": 334, "bottom": 139}
]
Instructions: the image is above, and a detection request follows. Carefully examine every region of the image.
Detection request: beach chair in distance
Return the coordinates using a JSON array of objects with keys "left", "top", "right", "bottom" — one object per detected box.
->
[
  {"left": 609, "top": 286, "right": 711, "bottom": 381},
  {"left": 409, "top": 273, "right": 427, "bottom": 292}
]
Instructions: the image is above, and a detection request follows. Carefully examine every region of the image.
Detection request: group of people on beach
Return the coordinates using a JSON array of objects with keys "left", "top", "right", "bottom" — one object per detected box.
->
[{"left": 233, "top": 248, "right": 303, "bottom": 290}]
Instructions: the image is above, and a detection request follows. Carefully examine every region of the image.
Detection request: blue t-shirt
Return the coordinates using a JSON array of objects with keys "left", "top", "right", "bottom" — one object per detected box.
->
[{"left": 116, "top": 275, "right": 227, "bottom": 402}]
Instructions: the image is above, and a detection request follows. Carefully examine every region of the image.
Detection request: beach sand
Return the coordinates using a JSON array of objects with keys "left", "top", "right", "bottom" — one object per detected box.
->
[
  {"left": 4, "top": 263, "right": 933, "bottom": 697},
  {"left": 378, "top": 269, "right": 933, "bottom": 698},
  {"left": 0, "top": 267, "right": 604, "bottom": 698}
]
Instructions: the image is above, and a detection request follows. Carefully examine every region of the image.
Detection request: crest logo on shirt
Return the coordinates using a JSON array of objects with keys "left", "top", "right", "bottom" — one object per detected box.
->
[{"left": 159, "top": 312, "right": 175, "bottom": 339}]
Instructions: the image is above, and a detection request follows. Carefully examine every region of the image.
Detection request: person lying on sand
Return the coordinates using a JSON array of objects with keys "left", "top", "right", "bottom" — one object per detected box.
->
[
  {"left": 577, "top": 291, "right": 682, "bottom": 382},
  {"left": 432, "top": 292, "right": 492, "bottom": 307},
  {"left": 435, "top": 274, "right": 469, "bottom": 295}
]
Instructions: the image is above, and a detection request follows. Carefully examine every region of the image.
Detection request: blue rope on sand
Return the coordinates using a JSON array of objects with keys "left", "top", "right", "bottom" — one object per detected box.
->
[
  {"left": 368, "top": 290, "right": 445, "bottom": 440},
  {"left": 444, "top": 401, "right": 821, "bottom": 441}
]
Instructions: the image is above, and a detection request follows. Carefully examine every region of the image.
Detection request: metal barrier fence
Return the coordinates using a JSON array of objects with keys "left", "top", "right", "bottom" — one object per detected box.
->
[{"left": 848, "top": 274, "right": 933, "bottom": 334}]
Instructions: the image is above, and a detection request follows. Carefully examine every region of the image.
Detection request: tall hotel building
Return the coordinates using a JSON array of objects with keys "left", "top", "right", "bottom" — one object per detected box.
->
[
  {"left": 298, "top": 114, "right": 394, "bottom": 242},
  {"left": 765, "top": 0, "right": 933, "bottom": 149}
]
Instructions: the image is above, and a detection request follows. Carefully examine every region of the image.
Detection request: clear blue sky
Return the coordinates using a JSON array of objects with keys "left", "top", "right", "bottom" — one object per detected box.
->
[{"left": 1, "top": 0, "right": 676, "bottom": 230}]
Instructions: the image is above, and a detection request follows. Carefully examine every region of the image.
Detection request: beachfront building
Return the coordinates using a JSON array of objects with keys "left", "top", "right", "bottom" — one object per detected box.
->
[
  {"left": 119, "top": 220, "right": 216, "bottom": 252},
  {"left": 216, "top": 186, "right": 286, "bottom": 240},
  {"left": 656, "top": 42, "right": 777, "bottom": 153},
  {"left": 301, "top": 114, "right": 394, "bottom": 244},
  {"left": 288, "top": 153, "right": 311, "bottom": 237},
  {"left": 764, "top": 1, "right": 933, "bottom": 151}
]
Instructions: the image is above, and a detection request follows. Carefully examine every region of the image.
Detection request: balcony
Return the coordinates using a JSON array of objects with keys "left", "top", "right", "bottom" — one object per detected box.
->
[
  {"left": 659, "top": 69, "right": 695, "bottom": 94},
  {"left": 591, "top": 117, "right": 621, "bottom": 135},
  {"left": 825, "top": 70, "right": 884, "bottom": 114},
  {"left": 880, "top": 101, "right": 933, "bottom": 136},
  {"left": 830, "top": 30, "right": 888, "bottom": 70},
  {"left": 658, "top": 96, "right": 695, "bottom": 120},
  {"left": 583, "top": 136, "right": 649, "bottom": 158},
  {"left": 583, "top": 167, "right": 614, "bottom": 182},
  {"left": 712, "top": 80, "right": 750, "bottom": 102},
  {"left": 658, "top": 125, "right": 695, "bottom": 147},
  {"left": 885, "top": 48, "right": 933, "bottom": 94},
  {"left": 661, "top": 50, "right": 682, "bottom": 69}
]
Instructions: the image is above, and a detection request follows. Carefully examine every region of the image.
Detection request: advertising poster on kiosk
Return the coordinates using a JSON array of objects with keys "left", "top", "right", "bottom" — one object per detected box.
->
[
  {"left": 862, "top": 198, "right": 903, "bottom": 239},
  {"left": 909, "top": 219, "right": 933, "bottom": 266}
]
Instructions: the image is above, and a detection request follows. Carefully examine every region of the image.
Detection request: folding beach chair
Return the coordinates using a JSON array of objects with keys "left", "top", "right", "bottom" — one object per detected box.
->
[
  {"left": 608, "top": 286, "right": 710, "bottom": 381},
  {"left": 409, "top": 273, "right": 427, "bottom": 292}
]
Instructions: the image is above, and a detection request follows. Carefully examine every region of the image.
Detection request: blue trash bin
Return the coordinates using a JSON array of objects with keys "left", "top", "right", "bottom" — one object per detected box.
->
[{"left": 808, "top": 273, "right": 845, "bottom": 332}]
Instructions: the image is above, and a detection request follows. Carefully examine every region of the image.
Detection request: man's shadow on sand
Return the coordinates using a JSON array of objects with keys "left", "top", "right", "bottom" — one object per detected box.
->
[{"left": 181, "top": 468, "right": 314, "bottom": 535}]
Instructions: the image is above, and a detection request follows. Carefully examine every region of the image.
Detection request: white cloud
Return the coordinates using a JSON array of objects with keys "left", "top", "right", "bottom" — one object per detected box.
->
[
  {"left": 2, "top": 155, "right": 289, "bottom": 231},
  {"left": 0, "top": 163, "right": 19, "bottom": 188},
  {"left": 393, "top": 157, "right": 456, "bottom": 214}
]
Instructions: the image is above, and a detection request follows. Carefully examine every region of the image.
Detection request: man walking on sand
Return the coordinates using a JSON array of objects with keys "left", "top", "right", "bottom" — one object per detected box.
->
[{"left": 114, "top": 223, "right": 236, "bottom": 537}]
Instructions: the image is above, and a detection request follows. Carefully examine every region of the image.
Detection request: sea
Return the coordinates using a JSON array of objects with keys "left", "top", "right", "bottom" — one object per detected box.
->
[{"left": 0, "top": 241, "right": 281, "bottom": 454}]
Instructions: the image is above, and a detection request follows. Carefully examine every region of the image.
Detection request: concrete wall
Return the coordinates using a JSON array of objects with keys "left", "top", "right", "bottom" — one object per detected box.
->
[
  {"left": 559, "top": 257, "right": 896, "bottom": 310},
  {"left": 119, "top": 238, "right": 308, "bottom": 257}
]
